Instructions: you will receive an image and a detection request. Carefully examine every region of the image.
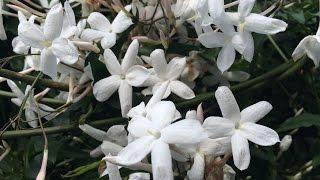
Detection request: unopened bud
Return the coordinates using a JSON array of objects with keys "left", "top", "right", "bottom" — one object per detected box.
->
[{"left": 280, "top": 135, "right": 292, "bottom": 152}]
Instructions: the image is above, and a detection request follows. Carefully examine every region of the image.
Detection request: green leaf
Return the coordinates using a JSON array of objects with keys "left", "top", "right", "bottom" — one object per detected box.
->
[
  {"left": 277, "top": 113, "right": 320, "bottom": 132},
  {"left": 313, "top": 154, "right": 320, "bottom": 167}
]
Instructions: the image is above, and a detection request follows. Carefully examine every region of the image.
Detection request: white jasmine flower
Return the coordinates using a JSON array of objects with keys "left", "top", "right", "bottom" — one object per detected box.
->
[
  {"left": 142, "top": 49, "right": 195, "bottom": 99},
  {"left": 17, "top": 3, "right": 79, "bottom": 78},
  {"left": 93, "top": 40, "right": 150, "bottom": 117},
  {"left": 81, "top": 5, "right": 133, "bottom": 49},
  {"left": 225, "top": 0, "right": 288, "bottom": 61},
  {"left": 7, "top": 80, "right": 55, "bottom": 128},
  {"left": 115, "top": 101, "right": 207, "bottom": 180},
  {"left": 292, "top": 20, "right": 320, "bottom": 67},
  {"left": 203, "top": 86, "right": 280, "bottom": 170}
]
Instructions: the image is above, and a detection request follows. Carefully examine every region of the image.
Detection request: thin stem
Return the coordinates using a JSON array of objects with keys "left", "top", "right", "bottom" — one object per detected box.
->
[
  {"left": 0, "top": 68, "right": 69, "bottom": 91},
  {"left": 1, "top": 117, "right": 126, "bottom": 139},
  {"left": 267, "top": 35, "right": 289, "bottom": 62}
]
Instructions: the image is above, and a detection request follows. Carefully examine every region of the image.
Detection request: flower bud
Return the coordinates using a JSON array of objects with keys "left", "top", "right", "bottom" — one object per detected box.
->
[{"left": 280, "top": 135, "right": 292, "bottom": 152}]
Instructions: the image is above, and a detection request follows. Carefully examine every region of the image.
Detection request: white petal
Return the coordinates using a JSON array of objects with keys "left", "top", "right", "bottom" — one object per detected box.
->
[
  {"left": 244, "top": 13, "right": 288, "bottom": 35},
  {"left": 238, "top": 0, "right": 255, "bottom": 18},
  {"left": 128, "top": 116, "right": 153, "bottom": 138},
  {"left": 25, "top": 108, "right": 38, "bottom": 128},
  {"left": 51, "top": 38, "right": 79, "bottom": 65},
  {"left": 40, "top": 48, "right": 58, "bottom": 78},
  {"left": 197, "top": 32, "right": 225, "bottom": 48},
  {"left": 200, "top": 137, "right": 231, "bottom": 156},
  {"left": 12, "top": 37, "right": 29, "bottom": 54},
  {"left": 18, "top": 22, "right": 45, "bottom": 49},
  {"left": 150, "top": 49, "right": 167, "bottom": 79},
  {"left": 87, "top": 12, "right": 111, "bottom": 32},
  {"left": 93, "top": 75, "right": 121, "bottom": 101},
  {"left": 217, "top": 43, "right": 236, "bottom": 72},
  {"left": 117, "top": 136, "right": 154, "bottom": 165},
  {"left": 80, "top": 29, "right": 106, "bottom": 42},
  {"left": 101, "top": 33, "right": 117, "bottom": 49},
  {"left": 146, "top": 81, "right": 170, "bottom": 111},
  {"left": 215, "top": 86, "right": 241, "bottom": 122},
  {"left": 151, "top": 140, "right": 173, "bottom": 180},
  {"left": 105, "top": 160, "right": 122, "bottom": 180},
  {"left": 63, "top": 1, "right": 76, "bottom": 26},
  {"left": 208, "top": 0, "right": 225, "bottom": 19},
  {"left": 240, "top": 101, "right": 272, "bottom": 123},
  {"left": 166, "top": 57, "right": 186, "bottom": 80},
  {"left": 103, "top": 49, "right": 121, "bottom": 75},
  {"left": 121, "top": 39, "right": 139, "bottom": 73},
  {"left": 152, "top": 82, "right": 171, "bottom": 99},
  {"left": 127, "top": 102, "right": 146, "bottom": 118},
  {"left": 7, "top": 80, "right": 24, "bottom": 100},
  {"left": 232, "top": 31, "right": 255, "bottom": 62},
  {"left": 292, "top": 35, "right": 320, "bottom": 66},
  {"left": 125, "top": 65, "right": 150, "bottom": 87},
  {"left": 79, "top": 124, "right": 107, "bottom": 141},
  {"left": 44, "top": 3, "right": 64, "bottom": 40},
  {"left": 111, "top": 5, "right": 134, "bottom": 33},
  {"left": 161, "top": 119, "right": 207, "bottom": 144},
  {"left": 106, "top": 125, "right": 128, "bottom": 147},
  {"left": 223, "top": 71, "right": 250, "bottom": 82},
  {"left": 169, "top": 80, "right": 195, "bottom": 99},
  {"left": 128, "top": 173, "right": 150, "bottom": 180},
  {"left": 185, "top": 110, "right": 197, "bottom": 119},
  {"left": 150, "top": 101, "right": 176, "bottom": 129},
  {"left": 239, "top": 122, "right": 280, "bottom": 146},
  {"left": 101, "top": 141, "right": 124, "bottom": 155},
  {"left": 187, "top": 152, "right": 205, "bottom": 180},
  {"left": 231, "top": 132, "right": 250, "bottom": 171},
  {"left": 119, "top": 80, "right": 133, "bottom": 117},
  {"left": 203, "top": 116, "right": 235, "bottom": 138}
]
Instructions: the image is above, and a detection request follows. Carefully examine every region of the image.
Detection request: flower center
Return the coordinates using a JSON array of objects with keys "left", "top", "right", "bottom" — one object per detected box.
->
[
  {"left": 119, "top": 74, "right": 125, "bottom": 80},
  {"left": 239, "top": 21, "right": 246, "bottom": 33},
  {"left": 41, "top": 40, "right": 51, "bottom": 48},
  {"left": 235, "top": 121, "right": 241, "bottom": 129},
  {"left": 147, "top": 129, "right": 161, "bottom": 139}
]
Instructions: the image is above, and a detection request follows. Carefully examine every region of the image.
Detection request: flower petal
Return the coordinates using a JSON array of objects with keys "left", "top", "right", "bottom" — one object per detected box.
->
[
  {"left": 161, "top": 119, "right": 207, "bottom": 144},
  {"left": 197, "top": 32, "right": 225, "bottom": 48},
  {"left": 118, "top": 80, "right": 133, "bottom": 117},
  {"left": 146, "top": 81, "right": 170, "bottom": 111},
  {"left": 106, "top": 125, "right": 128, "bottom": 147},
  {"left": 150, "top": 101, "right": 177, "bottom": 129},
  {"left": 87, "top": 12, "right": 111, "bottom": 32},
  {"left": 7, "top": 80, "right": 25, "bottom": 100},
  {"left": 79, "top": 124, "right": 107, "bottom": 142},
  {"left": 187, "top": 152, "right": 205, "bottom": 180},
  {"left": 239, "top": 122, "right": 280, "bottom": 146},
  {"left": 40, "top": 48, "right": 58, "bottom": 78},
  {"left": 223, "top": 71, "right": 250, "bottom": 82},
  {"left": 18, "top": 22, "right": 45, "bottom": 49},
  {"left": 151, "top": 140, "right": 173, "bottom": 180},
  {"left": 215, "top": 86, "right": 241, "bottom": 122},
  {"left": 93, "top": 75, "right": 121, "bottom": 101},
  {"left": 244, "top": 13, "right": 288, "bottom": 35},
  {"left": 51, "top": 38, "right": 79, "bottom": 65},
  {"left": 231, "top": 132, "right": 250, "bottom": 171},
  {"left": 238, "top": 0, "right": 255, "bottom": 18},
  {"left": 121, "top": 39, "right": 139, "bottom": 73},
  {"left": 128, "top": 116, "right": 153, "bottom": 138},
  {"left": 150, "top": 49, "right": 167, "bottom": 79},
  {"left": 117, "top": 136, "right": 154, "bottom": 165},
  {"left": 101, "top": 141, "right": 124, "bottom": 155},
  {"left": 169, "top": 80, "right": 195, "bottom": 99},
  {"left": 125, "top": 65, "right": 150, "bottom": 87},
  {"left": 240, "top": 101, "right": 272, "bottom": 123},
  {"left": 292, "top": 35, "right": 320, "bottom": 66},
  {"left": 25, "top": 108, "right": 38, "bottom": 128},
  {"left": 217, "top": 43, "right": 236, "bottom": 72},
  {"left": 208, "top": 0, "right": 225, "bottom": 19},
  {"left": 232, "top": 31, "right": 255, "bottom": 62},
  {"left": 203, "top": 116, "right": 235, "bottom": 138},
  {"left": 105, "top": 160, "right": 122, "bottom": 180},
  {"left": 103, "top": 49, "right": 121, "bottom": 75},
  {"left": 166, "top": 57, "right": 186, "bottom": 80},
  {"left": 80, "top": 29, "right": 106, "bottom": 42},
  {"left": 43, "top": 3, "right": 64, "bottom": 40},
  {"left": 101, "top": 33, "right": 117, "bottom": 49},
  {"left": 200, "top": 137, "right": 231, "bottom": 156},
  {"left": 111, "top": 5, "right": 133, "bottom": 33}
]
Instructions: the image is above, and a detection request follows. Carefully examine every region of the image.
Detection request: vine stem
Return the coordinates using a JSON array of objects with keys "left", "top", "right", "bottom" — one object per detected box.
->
[
  {"left": 0, "top": 68, "right": 69, "bottom": 91},
  {"left": 0, "top": 58, "right": 307, "bottom": 139}
]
